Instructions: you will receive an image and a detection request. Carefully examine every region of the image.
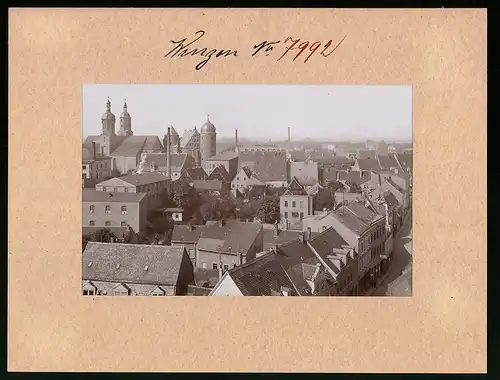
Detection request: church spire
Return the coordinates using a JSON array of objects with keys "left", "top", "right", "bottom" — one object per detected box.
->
[{"left": 106, "top": 96, "right": 111, "bottom": 111}]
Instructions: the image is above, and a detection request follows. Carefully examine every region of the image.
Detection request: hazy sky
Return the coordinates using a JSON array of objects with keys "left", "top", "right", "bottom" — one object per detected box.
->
[{"left": 82, "top": 85, "right": 412, "bottom": 141}]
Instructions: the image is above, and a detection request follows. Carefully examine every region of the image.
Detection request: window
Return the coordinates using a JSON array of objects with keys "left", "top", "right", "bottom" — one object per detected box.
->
[
  {"left": 233, "top": 263, "right": 237, "bottom": 268},
  {"left": 121, "top": 221, "right": 127, "bottom": 227},
  {"left": 82, "top": 165, "right": 86, "bottom": 170},
  {"left": 284, "top": 212, "right": 288, "bottom": 219},
  {"left": 232, "top": 184, "right": 235, "bottom": 188},
  {"left": 121, "top": 206, "right": 127, "bottom": 215},
  {"left": 89, "top": 220, "right": 95, "bottom": 226},
  {"left": 212, "top": 263, "right": 218, "bottom": 270},
  {"left": 103, "top": 187, "right": 107, "bottom": 191},
  {"left": 300, "top": 201, "right": 303, "bottom": 208},
  {"left": 97, "top": 172, "right": 100, "bottom": 178},
  {"left": 105, "top": 205, "right": 111, "bottom": 214},
  {"left": 124, "top": 188, "right": 128, "bottom": 193},
  {"left": 292, "top": 201, "right": 296, "bottom": 207},
  {"left": 83, "top": 290, "right": 94, "bottom": 296},
  {"left": 284, "top": 201, "right": 288, "bottom": 207},
  {"left": 89, "top": 205, "right": 95, "bottom": 213},
  {"left": 114, "top": 187, "right": 118, "bottom": 192},
  {"left": 237, "top": 177, "right": 240, "bottom": 181},
  {"left": 223, "top": 264, "right": 229, "bottom": 271},
  {"left": 105, "top": 221, "right": 111, "bottom": 226},
  {"left": 292, "top": 212, "right": 299, "bottom": 218},
  {"left": 300, "top": 212, "right": 304, "bottom": 219}
]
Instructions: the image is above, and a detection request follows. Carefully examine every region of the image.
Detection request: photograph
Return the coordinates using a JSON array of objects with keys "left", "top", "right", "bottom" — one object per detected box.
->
[{"left": 82, "top": 84, "right": 413, "bottom": 297}]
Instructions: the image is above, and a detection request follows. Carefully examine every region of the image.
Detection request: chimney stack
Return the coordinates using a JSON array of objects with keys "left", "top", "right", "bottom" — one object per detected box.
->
[
  {"left": 288, "top": 127, "right": 291, "bottom": 148},
  {"left": 305, "top": 227, "right": 312, "bottom": 242},
  {"left": 166, "top": 127, "right": 172, "bottom": 179},
  {"left": 235, "top": 129, "right": 240, "bottom": 153}
]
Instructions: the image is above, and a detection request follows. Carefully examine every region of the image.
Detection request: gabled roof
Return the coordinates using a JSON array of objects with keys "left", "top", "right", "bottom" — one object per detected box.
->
[
  {"left": 171, "top": 225, "right": 206, "bottom": 243},
  {"left": 197, "top": 220, "right": 263, "bottom": 255},
  {"left": 83, "top": 189, "right": 147, "bottom": 203},
  {"left": 207, "top": 165, "right": 230, "bottom": 182},
  {"left": 238, "top": 166, "right": 253, "bottom": 179},
  {"left": 289, "top": 161, "right": 319, "bottom": 186},
  {"left": 181, "top": 167, "right": 208, "bottom": 181},
  {"left": 228, "top": 252, "right": 299, "bottom": 296},
  {"left": 180, "top": 129, "right": 199, "bottom": 147},
  {"left": 377, "top": 155, "right": 400, "bottom": 170},
  {"left": 331, "top": 206, "right": 371, "bottom": 236},
  {"left": 339, "top": 170, "right": 371, "bottom": 185},
  {"left": 252, "top": 153, "right": 288, "bottom": 182},
  {"left": 355, "top": 158, "right": 382, "bottom": 171},
  {"left": 142, "top": 152, "right": 190, "bottom": 172},
  {"left": 101, "top": 172, "right": 169, "bottom": 187},
  {"left": 395, "top": 152, "right": 413, "bottom": 173},
  {"left": 288, "top": 150, "right": 306, "bottom": 162},
  {"left": 283, "top": 177, "right": 307, "bottom": 196},
  {"left": 346, "top": 200, "right": 384, "bottom": 224},
  {"left": 82, "top": 242, "right": 187, "bottom": 285},
  {"left": 308, "top": 227, "right": 350, "bottom": 266},
  {"left": 263, "top": 228, "right": 320, "bottom": 250},
  {"left": 109, "top": 136, "right": 148, "bottom": 157},
  {"left": 385, "top": 178, "right": 405, "bottom": 194},
  {"left": 207, "top": 151, "right": 239, "bottom": 161}
]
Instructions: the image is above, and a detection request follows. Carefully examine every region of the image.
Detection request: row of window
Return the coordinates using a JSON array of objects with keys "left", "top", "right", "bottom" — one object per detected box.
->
[
  {"left": 88, "top": 221, "right": 128, "bottom": 227},
  {"left": 82, "top": 162, "right": 108, "bottom": 171},
  {"left": 284, "top": 211, "right": 304, "bottom": 219},
  {"left": 102, "top": 187, "right": 131, "bottom": 192},
  {"left": 202, "top": 262, "right": 237, "bottom": 270},
  {"left": 283, "top": 200, "right": 303, "bottom": 208},
  {"left": 89, "top": 205, "right": 128, "bottom": 214}
]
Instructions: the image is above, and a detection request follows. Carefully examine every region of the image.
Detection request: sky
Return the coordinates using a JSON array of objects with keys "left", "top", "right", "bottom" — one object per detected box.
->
[{"left": 82, "top": 85, "right": 412, "bottom": 142}]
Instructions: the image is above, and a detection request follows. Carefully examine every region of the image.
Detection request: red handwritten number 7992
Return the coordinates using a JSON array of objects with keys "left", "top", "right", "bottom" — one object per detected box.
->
[{"left": 277, "top": 36, "right": 346, "bottom": 63}]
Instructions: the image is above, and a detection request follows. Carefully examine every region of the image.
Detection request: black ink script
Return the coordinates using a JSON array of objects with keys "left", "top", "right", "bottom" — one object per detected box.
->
[{"left": 165, "top": 30, "right": 239, "bottom": 71}]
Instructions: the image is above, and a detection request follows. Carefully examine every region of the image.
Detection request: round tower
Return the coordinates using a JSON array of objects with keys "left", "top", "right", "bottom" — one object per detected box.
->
[
  {"left": 200, "top": 115, "right": 217, "bottom": 162},
  {"left": 101, "top": 97, "right": 116, "bottom": 136},
  {"left": 119, "top": 99, "right": 133, "bottom": 136}
]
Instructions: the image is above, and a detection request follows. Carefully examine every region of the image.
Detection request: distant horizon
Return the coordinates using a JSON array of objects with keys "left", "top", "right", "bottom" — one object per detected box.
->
[{"left": 83, "top": 85, "right": 412, "bottom": 141}]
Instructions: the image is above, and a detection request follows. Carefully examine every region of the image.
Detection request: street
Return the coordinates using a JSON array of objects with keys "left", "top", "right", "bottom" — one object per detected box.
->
[{"left": 372, "top": 211, "right": 413, "bottom": 296}]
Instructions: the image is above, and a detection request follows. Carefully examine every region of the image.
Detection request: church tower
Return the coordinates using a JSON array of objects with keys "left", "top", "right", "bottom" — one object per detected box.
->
[
  {"left": 101, "top": 97, "right": 117, "bottom": 156},
  {"left": 118, "top": 99, "right": 133, "bottom": 136},
  {"left": 200, "top": 114, "right": 217, "bottom": 162}
]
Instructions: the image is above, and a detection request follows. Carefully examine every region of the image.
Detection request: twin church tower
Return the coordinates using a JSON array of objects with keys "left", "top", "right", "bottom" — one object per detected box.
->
[{"left": 100, "top": 98, "right": 217, "bottom": 163}]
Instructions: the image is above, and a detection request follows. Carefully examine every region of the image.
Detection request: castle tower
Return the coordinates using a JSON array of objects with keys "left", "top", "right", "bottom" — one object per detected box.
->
[
  {"left": 200, "top": 114, "right": 217, "bottom": 162},
  {"left": 101, "top": 97, "right": 116, "bottom": 156},
  {"left": 118, "top": 99, "right": 133, "bottom": 136}
]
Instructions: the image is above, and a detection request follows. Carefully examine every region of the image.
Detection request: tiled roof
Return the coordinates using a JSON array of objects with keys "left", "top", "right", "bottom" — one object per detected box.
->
[
  {"left": 197, "top": 220, "right": 263, "bottom": 255},
  {"left": 288, "top": 150, "right": 306, "bottom": 161},
  {"left": 346, "top": 200, "right": 383, "bottom": 224},
  {"left": 83, "top": 189, "right": 147, "bottom": 203},
  {"left": 356, "top": 159, "right": 382, "bottom": 171},
  {"left": 193, "top": 179, "right": 224, "bottom": 191},
  {"left": 290, "top": 162, "right": 319, "bottom": 186},
  {"left": 383, "top": 190, "right": 400, "bottom": 208},
  {"left": 283, "top": 177, "right": 307, "bottom": 196},
  {"left": 263, "top": 228, "right": 320, "bottom": 250},
  {"left": 246, "top": 176, "right": 266, "bottom": 187},
  {"left": 142, "top": 153, "right": 189, "bottom": 171},
  {"left": 110, "top": 172, "right": 170, "bottom": 187},
  {"left": 228, "top": 252, "right": 299, "bottom": 296},
  {"left": 193, "top": 268, "right": 220, "bottom": 287},
  {"left": 82, "top": 242, "right": 186, "bottom": 285},
  {"left": 240, "top": 166, "right": 253, "bottom": 178},
  {"left": 321, "top": 168, "right": 338, "bottom": 182},
  {"left": 109, "top": 136, "right": 148, "bottom": 157},
  {"left": 207, "top": 151, "right": 239, "bottom": 161},
  {"left": 171, "top": 225, "right": 206, "bottom": 243},
  {"left": 339, "top": 171, "right": 370, "bottom": 185},
  {"left": 395, "top": 152, "right": 413, "bottom": 173},
  {"left": 308, "top": 227, "right": 350, "bottom": 272},
  {"left": 386, "top": 178, "right": 405, "bottom": 194},
  {"left": 207, "top": 165, "right": 230, "bottom": 182},
  {"left": 182, "top": 167, "right": 208, "bottom": 181},
  {"left": 309, "top": 156, "right": 354, "bottom": 166},
  {"left": 249, "top": 152, "right": 288, "bottom": 182},
  {"left": 331, "top": 207, "right": 370, "bottom": 235},
  {"left": 180, "top": 129, "right": 199, "bottom": 147},
  {"left": 377, "top": 155, "right": 399, "bottom": 170}
]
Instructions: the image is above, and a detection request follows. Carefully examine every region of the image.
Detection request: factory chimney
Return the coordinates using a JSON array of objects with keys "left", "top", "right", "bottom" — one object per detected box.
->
[
  {"left": 166, "top": 127, "right": 172, "bottom": 179},
  {"left": 288, "top": 127, "right": 291, "bottom": 149},
  {"left": 235, "top": 129, "right": 240, "bottom": 153}
]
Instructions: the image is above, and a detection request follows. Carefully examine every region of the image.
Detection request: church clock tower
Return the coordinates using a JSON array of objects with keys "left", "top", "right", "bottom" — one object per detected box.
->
[{"left": 101, "top": 97, "right": 117, "bottom": 156}]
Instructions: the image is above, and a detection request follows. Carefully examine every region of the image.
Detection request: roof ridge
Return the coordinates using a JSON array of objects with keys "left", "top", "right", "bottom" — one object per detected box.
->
[{"left": 228, "top": 251, "right": 276, "bottom": 274}]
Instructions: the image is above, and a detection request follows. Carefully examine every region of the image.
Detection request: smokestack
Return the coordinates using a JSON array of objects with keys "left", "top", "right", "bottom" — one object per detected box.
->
[
  {"left": 166, "top": 127, "right": 172, "bottom": 179},
  {"left": 288, "top": 127, "right": 291, "bottom": 149},
  {"left": 235, "top": 129, "right": 240, "bottom": 153}
]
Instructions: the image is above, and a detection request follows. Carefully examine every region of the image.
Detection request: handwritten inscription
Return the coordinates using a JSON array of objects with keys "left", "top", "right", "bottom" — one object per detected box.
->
[
  {"left": 165, "top": 31, "right": 346, "bottom": 70},
  {"left": 165, "top": 30, "right": 239, "bottom": 71}
]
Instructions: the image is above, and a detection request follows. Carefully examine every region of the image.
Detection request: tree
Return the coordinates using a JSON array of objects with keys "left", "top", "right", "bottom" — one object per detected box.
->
[
  {"left": 171, "top": 178, "right": 200, "bottom": 218},
  {"left": 314, "top": 187, "right": 336, "bottom": 211},
  {"left": 346, "top": 181, "right": 362, "bottom": 193},
  {"left": 255, "top": 194, "right": 280, "bottom": 224},
  {"left": 87, "top": 228, "right": 118, "bottom": 243}
]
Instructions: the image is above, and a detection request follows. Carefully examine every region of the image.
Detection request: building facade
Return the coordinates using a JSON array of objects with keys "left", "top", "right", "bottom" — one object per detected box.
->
[{"left": 280, "top": 177, "right": 314, "bottom": 230}]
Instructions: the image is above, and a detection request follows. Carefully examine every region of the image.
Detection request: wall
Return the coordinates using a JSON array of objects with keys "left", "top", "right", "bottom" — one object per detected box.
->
[
  {"left": 195, "top": 249, "right": 242, "bottom": 271},
  {"left": 171, "top": 242, "right": 197, "bottom": 266},
  {"left": 82, "top": 200, "right": 143, "bottom": 232},
  {"left": 280, "top": 194, "right": 312, "bottom": 230},
  {"left": 82, "top": 158, "right": 112, "bottom": 180}
]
